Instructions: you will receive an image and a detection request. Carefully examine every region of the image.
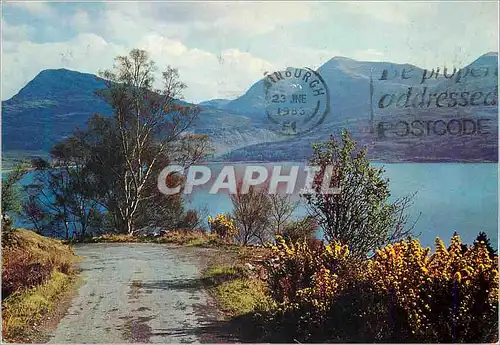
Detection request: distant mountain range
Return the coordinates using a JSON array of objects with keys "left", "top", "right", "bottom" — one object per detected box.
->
[{"left": 2, "top": 53, "right": 498, "bottom": 163}]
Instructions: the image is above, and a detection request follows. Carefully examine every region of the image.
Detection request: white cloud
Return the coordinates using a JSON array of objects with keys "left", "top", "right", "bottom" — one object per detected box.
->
[
  {"left": 70, "top": 9, "right": 91, "bottom": 32},
  {"left": 105, "top": 2, "right": 316, "bottom": 37},
  {"left": 1, "top": 30, "right": 276, "bottom": 103},
  {"left": 270, "top": 46, "right": 341, "bottom": 71},
  {"left": 342, "top": 2, "right": 434, "bottom": 25},
  {"left": 2, "top": 33, "right": 125, "bottom": 100},
  {"left": 1, "top": 2, "right": 497, "bottom": 102},
  {"left": 137, "top": 34, "right": 275, "bottom": 101}
]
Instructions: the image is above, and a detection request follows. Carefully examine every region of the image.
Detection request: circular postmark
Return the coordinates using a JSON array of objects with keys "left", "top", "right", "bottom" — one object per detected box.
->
[{"left": 264, "top": 67, "right": 330, "bottom": 135}]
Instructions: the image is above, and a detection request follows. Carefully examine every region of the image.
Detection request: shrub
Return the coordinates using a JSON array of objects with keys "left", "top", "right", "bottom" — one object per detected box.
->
[
  {"left": 261, "top": 234, "right": 499, "bottom": 343},
  {"left": 268, "top": 193, "right": 297, "bottom": 235},
  {"left": 2, "top": 250, "right": 53, "bottom": 299},
  {"left": 303, "top": 131, "right": 415, "bottom": 258},
  {"left": 1, "top": 163, "right": 27, "bottom": 216},
  {"left": 261, "top": 235, "right": 360, "bottom": 342},
  {"left": 2, "top": 217, "right": 15, "bottom": 248},
  {"left": 231, "top": 185, "right": 272, "bottom": 245},
  {"left": 180, "top": 209, "right": 200, "bottom": 230},
  {"left": 208, "top": 214, "right": 237, "bottom": 243},
  {"left": 264, "top": 235, "right": 357, "bottom": 308},
  {"left": 264, "top": 236, "right": 325, "bottom": 306},
  {"left": 475, "top": 231, "right": 497, "bottom": 258},
  {"left": 280, "top": 216, "right": 318, "bottom": 244},
  {"left": 2, "top": 230, "right": 76, "bottom": 299},
  {"left": 366, "top": 234, "right": 499, "bottom": 342}
]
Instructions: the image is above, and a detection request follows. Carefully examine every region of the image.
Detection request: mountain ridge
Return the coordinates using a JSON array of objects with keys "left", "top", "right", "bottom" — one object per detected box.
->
[{"left": 2, "top": 53, "right": 498, "bottom": 162}]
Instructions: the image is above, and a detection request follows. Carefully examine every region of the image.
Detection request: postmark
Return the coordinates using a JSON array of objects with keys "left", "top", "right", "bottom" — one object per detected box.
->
[
  {"left": 264, "top": 67, "right": 330, "bottom": 135},
  {"left": 370, "top": 64, "right": 498, "bottom": 139}
]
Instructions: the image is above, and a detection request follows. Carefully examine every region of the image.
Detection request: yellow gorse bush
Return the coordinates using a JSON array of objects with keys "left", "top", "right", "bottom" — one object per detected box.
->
[
  {"left": 265, "top": 235, "right": 356, "bottom": 313},
  {"left": 263, "top": 233, "right": 498, "bottom": 342},
  {"left": 208, "top": 213, "right": 237, "bottom": 242},
  {"left": 367, "top": 234, "right": 498, "bottom": 340}
]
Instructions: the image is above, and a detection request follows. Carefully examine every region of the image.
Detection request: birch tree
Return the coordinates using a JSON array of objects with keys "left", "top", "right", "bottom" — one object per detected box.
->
[{"left": 92, "top": 49, "right": 210, "bottom": 234}]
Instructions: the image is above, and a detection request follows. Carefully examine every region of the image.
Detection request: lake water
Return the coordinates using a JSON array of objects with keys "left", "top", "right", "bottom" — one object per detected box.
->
[
  {"left": 7, "top": 162, "right": 498, "bottom": 249},
  {"left": 182, "top": 162, "right": 498, "bottom": 249}
]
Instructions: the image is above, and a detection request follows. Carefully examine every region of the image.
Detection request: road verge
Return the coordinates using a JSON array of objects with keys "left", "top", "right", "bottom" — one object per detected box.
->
[{"left": 1, "top": 229, "right": 80, "bottom": 342}]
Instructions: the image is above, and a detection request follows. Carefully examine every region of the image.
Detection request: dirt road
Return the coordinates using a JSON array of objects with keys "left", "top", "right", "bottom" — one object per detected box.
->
[{"left": 49, "top": 243, "right": 220, "bottom": 343}]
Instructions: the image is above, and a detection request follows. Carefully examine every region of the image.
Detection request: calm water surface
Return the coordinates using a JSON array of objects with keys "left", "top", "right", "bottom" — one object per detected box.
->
[
  {"left": 184, "top": 162, "right": 498, "bottom": 248},
  {"left": 8, "top": 163, "right": 498, "bottom": 248}
]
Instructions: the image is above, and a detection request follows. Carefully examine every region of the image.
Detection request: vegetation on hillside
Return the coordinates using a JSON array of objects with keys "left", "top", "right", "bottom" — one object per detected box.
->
[
  {"left": 79, "top": 229, "right": 220, "bottom": 247},
  {"left": 1, "top": 229, "right": 78, "bottom": 342}
]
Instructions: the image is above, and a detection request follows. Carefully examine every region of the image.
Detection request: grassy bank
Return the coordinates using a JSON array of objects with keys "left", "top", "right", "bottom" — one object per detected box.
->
[
  {"left": 2, "top": 229, "right": 79, "bottom": 342},
  {"left": 202, "top": 265, "right": 269, "bottom": 317},
  {"left": 197, "top": 244, "right": 275, "bottom": 342}
]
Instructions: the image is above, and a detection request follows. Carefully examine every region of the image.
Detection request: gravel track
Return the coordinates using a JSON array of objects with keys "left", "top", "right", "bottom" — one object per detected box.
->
[{"left": 49, "top": 243, "right": 217, "bottom": 343}]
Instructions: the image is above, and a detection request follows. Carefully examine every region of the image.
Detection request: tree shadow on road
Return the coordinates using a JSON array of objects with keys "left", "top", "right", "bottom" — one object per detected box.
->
[
  {"left": 138, "top": 271, "right": 243, "bottom": 292},
  {"left": 139, "top": 278, "right": 206, "bottom": 291},
  {"left": 138, "top": 275, "right": 265, "bottom": 342},
  {"left": 148, "top": 313, "right": 263, "bottom": 343}
]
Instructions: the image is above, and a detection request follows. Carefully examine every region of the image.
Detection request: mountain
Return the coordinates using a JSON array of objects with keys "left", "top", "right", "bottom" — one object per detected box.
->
[
  {"left": 2, "top": 53, "right": 498, "bottom": 163},
  {"left": 1, "top": 68, "right": 279, "bottom": 157},
  {"left": 220, "top": 57, "right": 437, "bottom": 121},
  {"left": 2, "top": 69, "right": 111, "bottom": 151},
  {"left": 435, "top": 52, "right": 498, "bottom": 94},
  {"left": 193, "top": 105, "right": 281, "bottom": 154},
  {"left": 217, "top": 53, "right": 498, "bottom": 163},
  {"left": 198, "top": 99, "right": 231, "bottom": 108}
]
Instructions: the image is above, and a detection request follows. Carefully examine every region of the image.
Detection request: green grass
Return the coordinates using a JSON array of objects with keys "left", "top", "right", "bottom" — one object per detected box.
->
[
  {"left": 212, "top": 278, "right": 269, "bottom": 316},
  {"left": 203, "top": 264, "right": 270, "bottom": 317},
  {"left": 185, "top": 237, "right": 208, "bottom": 247},
  {"left": 2, "top": 271, "right": 75, "bottom": 342},
  {"left": 204, "top": 265, "right": 245, "bottom": 282}
]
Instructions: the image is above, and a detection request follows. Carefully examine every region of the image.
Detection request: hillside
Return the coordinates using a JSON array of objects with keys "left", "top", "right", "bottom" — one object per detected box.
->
[
  {"left": 1, "top": 69, "right": 278, "bottom": 157},
  {"left": 217, "top": 53, "right": 498, "bottom": 162},
  {"left": 2, "top": 229, "right": 77, "bottom": 342},
  {"left": 2, "top": 69, "right": 111, "bottom": 152},
  {"left": 2, "top": 53, "right": 498, "bottom": 163}
]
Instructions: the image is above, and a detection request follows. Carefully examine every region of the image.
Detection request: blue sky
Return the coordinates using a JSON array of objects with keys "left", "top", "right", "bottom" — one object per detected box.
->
[{"left": 2, "top": 1, "right": 498, "bottom": 102}]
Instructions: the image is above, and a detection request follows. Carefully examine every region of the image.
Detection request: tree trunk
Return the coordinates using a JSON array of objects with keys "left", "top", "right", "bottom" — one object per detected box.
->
[{"left": 126, "top": 218, "right": 134, "bottom": 235}]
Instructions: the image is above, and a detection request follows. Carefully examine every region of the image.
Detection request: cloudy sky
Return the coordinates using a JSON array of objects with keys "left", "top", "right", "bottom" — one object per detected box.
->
[{"left": 2, "top": 1, "right": 498, "bottom": 103}]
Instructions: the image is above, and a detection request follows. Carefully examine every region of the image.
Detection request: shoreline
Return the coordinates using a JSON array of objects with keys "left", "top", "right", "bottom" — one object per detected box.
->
[
  {"left": 204, "top": 159, "right": 498, "bottom": 165},
  {"left": 2, "top": 160, "right": 499, "bottom": 174}
]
